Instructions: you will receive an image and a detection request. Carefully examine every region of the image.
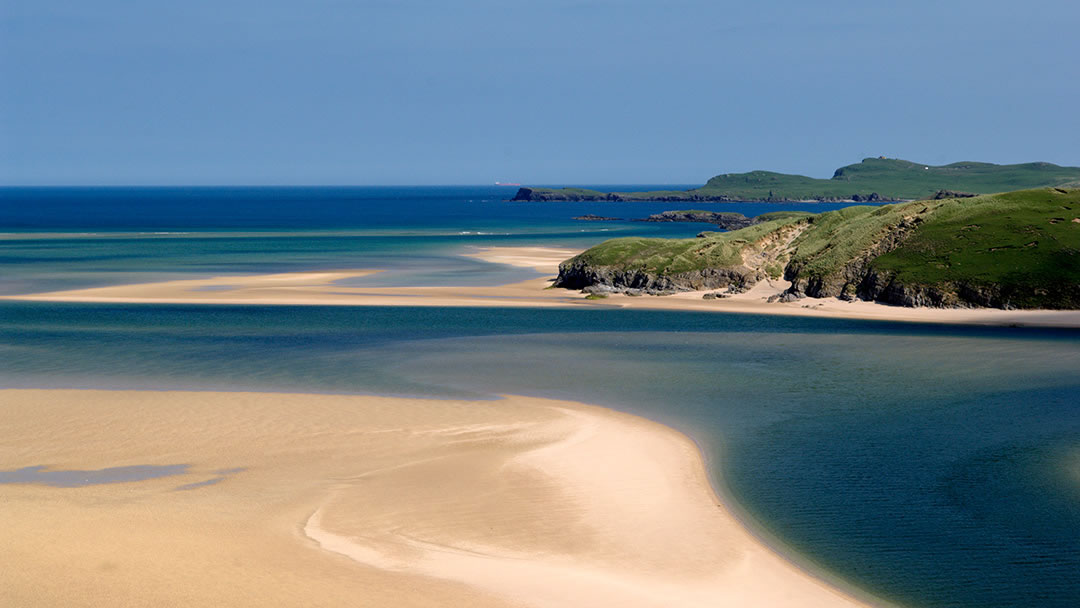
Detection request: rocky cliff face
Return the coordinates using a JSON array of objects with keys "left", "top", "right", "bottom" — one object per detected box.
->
[
  {"left": 785, "top": 216, "right": 924, "bottom": 301},
  {"left": 854, "top": 272, "right": 1069, "bottom": 309},
  {"left": 856, "top": 274, "right": 986, "bottom": 308},
  {"left": 555, "top": 263, "right": 760, "bottom": 295}
]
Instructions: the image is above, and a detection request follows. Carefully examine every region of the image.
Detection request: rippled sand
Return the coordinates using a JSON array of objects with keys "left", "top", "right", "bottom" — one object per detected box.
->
[{"left": 0, "top": 389, "right": 868, "bottom": 607}]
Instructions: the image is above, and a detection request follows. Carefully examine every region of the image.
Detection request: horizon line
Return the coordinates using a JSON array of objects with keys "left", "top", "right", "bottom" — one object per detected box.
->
[{"left": 0, "top": 183, "right": 702, "bottom": 189}]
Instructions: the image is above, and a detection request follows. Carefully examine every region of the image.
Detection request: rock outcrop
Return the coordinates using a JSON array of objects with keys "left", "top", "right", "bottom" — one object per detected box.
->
[
  {"left": 930, "top": 190, "right": 978, "bottom": 199},
  {"left": 632, "top": 211, "right": 758, "bottom": 230},
  {"left": 555, "top": 263, "right": 760, "bottom": 295}
]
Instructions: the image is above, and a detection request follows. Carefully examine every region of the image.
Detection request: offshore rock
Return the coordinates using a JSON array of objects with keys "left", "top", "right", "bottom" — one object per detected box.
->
[
  {"left": 573, "top": 214, "right": 623, "bottom": 221},
  {"left": 633, "top": 211, "right": 757, "bottom": 230}
]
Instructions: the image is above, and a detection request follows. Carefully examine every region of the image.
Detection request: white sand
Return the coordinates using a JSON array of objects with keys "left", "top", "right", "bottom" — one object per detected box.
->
[
  {"left": 461, "top": 245, "right": 580, "bottom": 272},
  {"left": 0, "top": 389, "right": 872, "bottom": 607}
]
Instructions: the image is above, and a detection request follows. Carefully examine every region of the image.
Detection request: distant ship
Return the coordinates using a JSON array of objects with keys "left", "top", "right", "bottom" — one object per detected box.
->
[{"left": 494, "top": 182, "right": 521, "bottom": 186}]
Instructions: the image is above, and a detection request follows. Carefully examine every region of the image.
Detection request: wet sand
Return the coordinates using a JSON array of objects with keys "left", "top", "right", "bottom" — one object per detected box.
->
[
  {"left": 0, "top": 389, "right": 871, "bottom": 607},
  {"left": 4, "top": 245, "right": 1079, "bottom": 328}
]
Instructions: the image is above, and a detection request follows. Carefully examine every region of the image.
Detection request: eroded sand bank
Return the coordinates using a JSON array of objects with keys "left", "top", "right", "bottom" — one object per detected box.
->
[
  {"left": 5, "top": 245, "right": 1077, "bottom": 327},
  {"left": 0, "top": 389, "right": 870, "bottom": 607}
]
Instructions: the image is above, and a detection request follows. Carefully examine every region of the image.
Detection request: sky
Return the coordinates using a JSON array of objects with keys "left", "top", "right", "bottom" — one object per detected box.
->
[{"left": 2, "top": 0, "right": 1079, "bottom": 186}]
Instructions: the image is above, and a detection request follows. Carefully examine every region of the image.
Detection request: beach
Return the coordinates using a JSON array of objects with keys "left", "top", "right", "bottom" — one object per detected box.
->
[
  {"left": 5, "top": 245, "right": 1079, "bottom": 328},
  {"left": 6, "top": 3, "right": 1079, "bottom": 603},
  {"left": 0, "top": 389, "right": 869, "bottom": 607}
]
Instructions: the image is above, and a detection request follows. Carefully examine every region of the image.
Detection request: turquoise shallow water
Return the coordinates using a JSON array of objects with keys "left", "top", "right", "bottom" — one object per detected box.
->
[
  {"left": 0, "top": 185, "right": 868, "bottom": 294},
  {"left": 2, "top": 187, "right": 1079, "bottom": 607}
]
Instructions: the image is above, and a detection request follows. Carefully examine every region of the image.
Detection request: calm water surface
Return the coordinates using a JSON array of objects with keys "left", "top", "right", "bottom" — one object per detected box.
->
[
  {"left": 1, "top": 187, "right": 1078, "bottom": 608},
  {"left": 0, "top": 186, "right": 864, "bottom": 294}
]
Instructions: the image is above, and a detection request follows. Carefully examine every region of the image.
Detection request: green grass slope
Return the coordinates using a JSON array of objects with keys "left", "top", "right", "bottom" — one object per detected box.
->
[
  {"left": 558, "top": 188, "right": 1080, "bottom": 309},
  {"left": 698, "top": 158, "right": 1080, "bottom": 201},
  {"left": 568, "top": 216, "right": 804, "bottom": 275},
  {"left": 866, "top": 188, "right": 1080, "bottom": 308},
  {"left": 519, "top": 159, "right": 1080, "bottom": 202},
  {"left": 555, "top": 215, "right": 808, "bottom": 293}
]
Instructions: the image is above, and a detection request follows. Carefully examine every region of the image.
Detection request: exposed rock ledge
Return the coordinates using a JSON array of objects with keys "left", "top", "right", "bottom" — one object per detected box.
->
[{"left": 556, "top": 265, "right": 759, "bottom": 296}]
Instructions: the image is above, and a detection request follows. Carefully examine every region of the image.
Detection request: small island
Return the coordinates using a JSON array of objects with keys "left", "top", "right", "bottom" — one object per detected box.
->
[
  {"left": 573, "top": 214, "right": 623, "bottom": 221},
  {"left": 513, "top": 158, "right": 1080, "bottom": 203},
  {"left": 631, "top": 210, "right": 813, "bottom": 231}
]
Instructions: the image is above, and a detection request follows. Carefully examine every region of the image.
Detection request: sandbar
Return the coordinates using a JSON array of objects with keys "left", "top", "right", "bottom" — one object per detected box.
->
[
  {"left": 4, "top": 245, "right": 1077, "bottom": 327},
  {"left": 0, "top": 389, "right": 873, "bottom": 607}
]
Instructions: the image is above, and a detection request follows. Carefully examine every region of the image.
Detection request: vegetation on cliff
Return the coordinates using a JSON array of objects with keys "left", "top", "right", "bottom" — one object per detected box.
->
[
  {"left": 556, "top": 216, "right": 807, "bottom": 293},
  {"left": 514, "top": 158, "right": 1080, "bottom": 203},
  {"left": 555, "top": 188, "right": 1080, "bottom": 309}
]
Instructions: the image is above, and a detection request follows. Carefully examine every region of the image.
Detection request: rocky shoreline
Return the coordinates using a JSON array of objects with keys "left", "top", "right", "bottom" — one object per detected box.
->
[
  {"left": 511, "top": 186, "right": 896, "bottom": 203},
  {"left": 555, "top": 263, "right": 759, "bottom": 297},
  {"left": 555, "top": 242, "right": 1017, "bottom": 307}
]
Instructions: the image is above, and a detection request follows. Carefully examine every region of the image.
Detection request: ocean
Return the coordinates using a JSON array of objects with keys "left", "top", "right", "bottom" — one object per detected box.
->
[{"left": 2, "top": 186, "right": 1079, "bottom": 607}]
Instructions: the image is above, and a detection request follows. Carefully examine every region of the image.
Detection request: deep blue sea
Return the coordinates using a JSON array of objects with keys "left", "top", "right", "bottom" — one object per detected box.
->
[{"left": 2, "top": 187, "right": 1079, "bottom": 607}]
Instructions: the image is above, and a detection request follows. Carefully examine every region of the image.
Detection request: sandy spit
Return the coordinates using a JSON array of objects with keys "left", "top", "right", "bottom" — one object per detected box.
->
[{"left": 0, "top": 389, "right": 873, "bottom": 607}]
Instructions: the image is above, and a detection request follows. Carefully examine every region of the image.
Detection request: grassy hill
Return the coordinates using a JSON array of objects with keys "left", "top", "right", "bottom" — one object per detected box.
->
[
  {"left": 555, "top": 187, "right": 1080, "bottom": 309},
  {"left": 514, "top": 158, "right": 1080, "bottom": 202}
]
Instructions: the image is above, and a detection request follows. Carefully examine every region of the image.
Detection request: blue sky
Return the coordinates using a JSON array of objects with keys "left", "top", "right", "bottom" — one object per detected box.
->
[{"left": 2, "top": 0, "right": 1078, "bottom": 185}]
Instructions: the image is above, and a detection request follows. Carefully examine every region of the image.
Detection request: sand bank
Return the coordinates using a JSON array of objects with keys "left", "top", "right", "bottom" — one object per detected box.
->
[
  {"left": 0, "top": 389, "right": 871, "bottom": 607},
  {"left": 5, "top": 245, "right": 1077, "bottom": 327},
  {"left": 460, "top": 245, "right": 578, "bottom": 273}
]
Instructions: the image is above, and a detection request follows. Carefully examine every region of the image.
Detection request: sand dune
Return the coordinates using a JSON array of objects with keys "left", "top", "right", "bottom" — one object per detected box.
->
[{"left": 0, "top": 389, "right": 871, "bottom": 607}]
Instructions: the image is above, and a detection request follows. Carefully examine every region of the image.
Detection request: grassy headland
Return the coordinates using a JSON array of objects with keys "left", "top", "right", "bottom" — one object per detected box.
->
[
  {"left": 555, "top": 187, "right": 1080, "bottom": 309},
  {"left": 514, "top": 158, "right": 1080, "bottom": 202}
]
